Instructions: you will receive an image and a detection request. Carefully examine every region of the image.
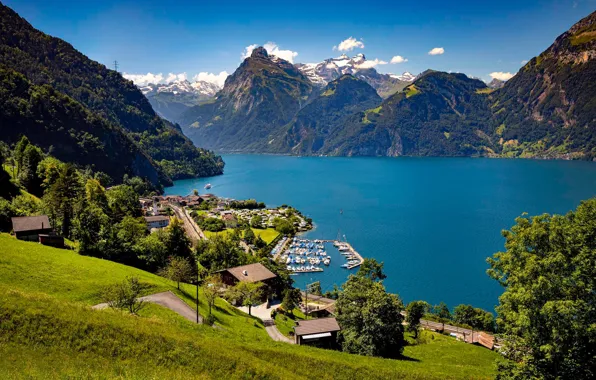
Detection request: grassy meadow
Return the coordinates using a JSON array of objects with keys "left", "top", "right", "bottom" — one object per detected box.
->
[{"left": 0, "top": 233, "right": 501, "bottom": 379}]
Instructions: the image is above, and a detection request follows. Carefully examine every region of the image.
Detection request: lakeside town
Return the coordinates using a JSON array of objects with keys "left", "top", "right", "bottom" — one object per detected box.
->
[{"left": 139, "top": 193, "right": 364, "bottom": 274}]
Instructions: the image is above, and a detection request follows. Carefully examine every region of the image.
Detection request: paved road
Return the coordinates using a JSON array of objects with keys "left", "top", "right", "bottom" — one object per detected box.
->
[{"left": 93, "top": 291, "right": 202, "bottom": 324}]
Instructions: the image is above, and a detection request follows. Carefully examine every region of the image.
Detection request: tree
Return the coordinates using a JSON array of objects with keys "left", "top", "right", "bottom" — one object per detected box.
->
[
  {"left": 250, "top": 215, "right": 263, "bottom": 228},
  {"left": 18, "top": 144, "right": 43, "bottom": 195},
  {"left": 225, "top": 281, "right": 264, "bottom": 316},
  {"left": 308, "top": 281, "right": 322, "bottom": 296},
  {"left": 453, "top": 304, "right": 494, "bottom": 332},
  {"left": 203, "top": 274, "right": 222, "bottom": 322},
  {"left": 134, "top": 229, "right": 169, "bottom": 271},
  {"left": 106, "top": 185, "right": 141, "bottom": 222},
  {"left": 432, "top": 302, "right": 452, "bottom": 322},
  {"left": 336, "top": 274, "right": 404, "bottom": 358},
  {"left": 244, "top": 226, "right": 255, "bottom": 245},
  {"left": 196, "top": 234, "right": 247, "bottom": 271},
  {"left": 85, "top": 178, "right": 108, "bottom": 211},
  {"left": 273, "top": 218, "right": 294, "bottom": 235},
  {"left": 323, "top": 284, "right": 341, "bottom": 300},
  {"left": 13, "top": 135, "right": 30, "bottom": 176},
  {"left": 101, "top": 277, "right": 147, "bottom": 314},
  {"left": 406, "top": 301, "right": 429, "bottom": 338},
  {"left": 356, "top": 258, "right": 387, "bottom": 281},
  {"left": 43, "top": 163, "right": 82, "bottom": 237},
  {"left": 487, "top": 199, "right": 596, "bottom": 379},
  {"left": 254, "top": 235, "right": 266, "bottom": 249},
  {"left": 160, "top": 256, "right": 194, "bottom": 289},
  {"left": 117, "top": 216, "right": 147, "bottom": 247},
  {"left": 72, "top": 199, "right": 109, "bottom": 255},
  {"left": 282, "top": 288, "right": 302, "bottom": 314},
  {"left": 164, "top": 217, "right": 193, "bottom": 260},
  {"left": 193, "top": 189, "right": 199, "bottom": 196}
]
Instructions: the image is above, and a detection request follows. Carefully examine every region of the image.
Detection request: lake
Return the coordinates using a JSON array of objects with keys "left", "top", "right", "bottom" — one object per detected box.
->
[{"left": 165, "top": 155, "right": 596, "bottom": 312}]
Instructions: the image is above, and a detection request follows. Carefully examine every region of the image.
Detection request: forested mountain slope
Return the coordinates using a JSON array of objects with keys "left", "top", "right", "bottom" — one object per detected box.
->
[{"left": 0, "top": 3, "right": 223, "bottom": 184}]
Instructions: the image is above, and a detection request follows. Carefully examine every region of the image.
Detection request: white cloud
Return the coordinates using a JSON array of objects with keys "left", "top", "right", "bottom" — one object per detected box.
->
[
  {"left": 123, "top": 72, "right": 164, "bottom": 86},
  {"left": 428, "top": 47, "right": 445, "bottom": 56},
  {"left": 390, "top": 55, "right": 408, "bottom": 64},
  {"left": 333, "top": 37, "right": 365, "bottom": 52},
  {"left": 240, "top": 42, "right": 298, "bottom": 63},
  {"left": 489, "top": 72, "right": 514, "bottom": 81},
  {"left": 521, "top": 60, "right": 528, "bottom": 64},
  {"left": 264, "top": 42, "right": 299, "bottom": 63},
  {"left": 356, "top": 58, "right": 388, "bottom": 69},
  {"left": 165, "top": 72, "right": 187, "bottom": 83},
  {"left": 192, "top": 71, "right": 229, "bottom": 87}
]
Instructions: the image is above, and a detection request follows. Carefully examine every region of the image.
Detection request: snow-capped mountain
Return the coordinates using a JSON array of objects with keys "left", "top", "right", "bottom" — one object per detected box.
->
[
  {"left": 141, "top": 79, "right": 222, "bottom": 97},
  {"left": 390, "top": 72, "right": 416, "bottom": 82},
  {"left": 295, "top": 54, "right": 414, "bottom": 98}
]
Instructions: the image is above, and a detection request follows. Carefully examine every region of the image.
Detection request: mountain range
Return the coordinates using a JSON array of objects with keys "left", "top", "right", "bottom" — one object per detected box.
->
[
  {"left": 0, "top": 3, "right": 224, "bottom": 186},
  {"left": 139, "top": 53, "right": 415, "bottom": 125},
  {"left": 179, "top": 11, "right": 595, "bottom": 160}
]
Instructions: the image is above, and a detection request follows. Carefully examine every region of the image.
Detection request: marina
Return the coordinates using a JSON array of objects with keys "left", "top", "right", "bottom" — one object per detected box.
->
[{"left": 278, "top": 237, "right": 363, "bottom": 274}]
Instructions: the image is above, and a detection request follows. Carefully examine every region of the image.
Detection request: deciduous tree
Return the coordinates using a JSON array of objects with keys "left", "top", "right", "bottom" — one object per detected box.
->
[
  {"left": 336, "top": 274, "right": 404, "bottom": 358},
  {"left": 160, "top": 256, "right": 194, "bottom": 289},
  {"left": 487, "top": 199, "right": 596, "bottom": 379},
  {"left": 406, "top": 301, "right": 429, "bottom": 338}
]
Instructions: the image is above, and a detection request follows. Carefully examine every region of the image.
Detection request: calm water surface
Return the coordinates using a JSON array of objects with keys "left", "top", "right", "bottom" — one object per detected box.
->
[{"left": 165, "top": 155, "right": 596, "bottom": 311}]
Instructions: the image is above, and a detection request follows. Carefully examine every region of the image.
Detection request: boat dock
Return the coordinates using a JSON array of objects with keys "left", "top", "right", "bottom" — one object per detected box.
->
[
  {"left": 322, "top": 240, "right": 363, "bottom": 269},
  {"left": 278, "top": 237, "right": 363, "bottom": 274}
]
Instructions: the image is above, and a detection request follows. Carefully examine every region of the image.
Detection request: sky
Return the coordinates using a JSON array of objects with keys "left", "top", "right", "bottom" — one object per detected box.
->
[{"left": 4, "top": 0, "right": 595, "bottom": 85}]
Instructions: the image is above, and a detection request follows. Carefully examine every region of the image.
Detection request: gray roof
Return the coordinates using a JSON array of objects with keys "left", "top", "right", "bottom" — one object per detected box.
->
[
  {"left": 11, "top": 215, "right": 51, "bottom": 233},
  {"left": 294, "top": 317, "right": 341, "bottom": 336},
  {"left": 223, "top": 263, "right": 277, "bottom": 283}
]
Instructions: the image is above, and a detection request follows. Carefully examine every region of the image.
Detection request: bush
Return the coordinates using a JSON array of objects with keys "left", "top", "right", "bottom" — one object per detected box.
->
[{"left": 101, "top": 276, "right": 147, "bottom": 315}]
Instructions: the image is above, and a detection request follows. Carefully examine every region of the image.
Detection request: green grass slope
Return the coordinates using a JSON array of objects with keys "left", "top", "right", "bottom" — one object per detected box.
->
[{"left": 0, "top": 234, "right": 500, "bottom": 379}]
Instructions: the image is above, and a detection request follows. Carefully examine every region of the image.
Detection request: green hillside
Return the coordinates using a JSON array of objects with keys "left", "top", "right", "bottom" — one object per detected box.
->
[{"left": 0, "top": 234, "right": 499, "bottom": 379}]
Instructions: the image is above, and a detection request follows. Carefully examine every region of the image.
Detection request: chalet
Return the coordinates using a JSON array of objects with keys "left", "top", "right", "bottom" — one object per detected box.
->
[
  {"left": 293, "top": 317, "right": 341, "bottom": 346},
  {"left": 218, "top": 263, "right": 277, "bottom": 287},
  {"left": 11, "top": 215, "right": 53, "bottom": 241},
  {"left": 144, "top": 216, "right": 170, "bottom": 230}
]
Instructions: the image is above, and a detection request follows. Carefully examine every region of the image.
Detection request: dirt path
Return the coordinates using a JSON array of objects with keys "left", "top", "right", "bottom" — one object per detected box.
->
[{"left": 93, "top": 291, "right": 202, "bottom": 324}]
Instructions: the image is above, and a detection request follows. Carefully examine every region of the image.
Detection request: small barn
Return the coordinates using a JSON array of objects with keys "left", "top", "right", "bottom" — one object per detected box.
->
[
  {"left": 144, "top": 216, "right": 170, "bottom": 230},
  {"left": 11, "top": 215, "right": 53, "bottom": 241},
  {"left": 293, "top": 317, "right": 341, "bottom": 347}
]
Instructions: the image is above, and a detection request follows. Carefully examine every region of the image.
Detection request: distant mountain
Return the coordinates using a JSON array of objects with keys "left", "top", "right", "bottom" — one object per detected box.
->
[
  {"left": 295, "top": 54, "right": 412, "bottom": 98},
  {"left": 295, "top": 10, "right": 596, "bottom": 159},
  {"left": 267, "top": 75, "right": 382, "bottom": 154},
  {"left": 390, "top": 72, "right": 416, "bottom": 82},
  {"left": 141, "top": 79, "right": 222, "bottom": 124},
  {"left": 180, "top": 47, "right": 313, "bottom": 151},
  {"left": 487, "top": 79, "right": 505, "bottom": 89},
  {"left": 315, "top": 72, "right": 496, "bottom": 156},
  {"left": 0, "top": 3, "right": 223, "bottom": 185}
]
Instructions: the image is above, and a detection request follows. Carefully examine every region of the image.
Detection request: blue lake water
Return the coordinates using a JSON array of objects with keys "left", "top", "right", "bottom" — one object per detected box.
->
[{"left": 165, "top": 155, "right": 596, "bottom": 312}]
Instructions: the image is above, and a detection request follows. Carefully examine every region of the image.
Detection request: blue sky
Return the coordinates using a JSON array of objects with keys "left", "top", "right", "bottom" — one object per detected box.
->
[{"left": 4, "top": 0, "right": 595, "bottom": 84}]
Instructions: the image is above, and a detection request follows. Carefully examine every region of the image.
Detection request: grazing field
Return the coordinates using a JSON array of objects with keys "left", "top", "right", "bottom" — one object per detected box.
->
[
  {"left": 251, "top": 227, "right": 280, "bottom": 244},
  {"left": 0, "top": 234, "right": 500, "bottom": 379}
]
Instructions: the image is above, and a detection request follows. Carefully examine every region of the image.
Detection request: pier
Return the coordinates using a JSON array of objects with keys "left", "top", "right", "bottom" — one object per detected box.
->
[{"left": 322, "top": 240, "right": 363, "bottom": 269}]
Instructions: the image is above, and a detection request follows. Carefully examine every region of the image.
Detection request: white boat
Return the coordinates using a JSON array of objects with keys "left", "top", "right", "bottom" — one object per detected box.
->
[{"left": 204, "top": 183, "right": 212, "bottom": 189}]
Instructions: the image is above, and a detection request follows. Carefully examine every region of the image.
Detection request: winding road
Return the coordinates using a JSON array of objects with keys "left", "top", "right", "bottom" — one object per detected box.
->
[{"left": 92, "top": 291, "right": 202, "bottom": 323}]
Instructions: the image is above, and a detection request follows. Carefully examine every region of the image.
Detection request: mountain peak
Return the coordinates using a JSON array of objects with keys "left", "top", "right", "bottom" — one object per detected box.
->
[{"left": 251, "top": 46, "right": 269, "bottom": 59}]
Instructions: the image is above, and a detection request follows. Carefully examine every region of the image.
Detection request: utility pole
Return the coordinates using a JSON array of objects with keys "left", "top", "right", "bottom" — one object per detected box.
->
[
  {"left": 305, "top": 280, "right": 318, "bottom": 320},
  {"left": 196, "top": 269, "right": 200, "bottom": 324},
  {"left": 113, "top": 60, "right": 119, "bottom": 72}
]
